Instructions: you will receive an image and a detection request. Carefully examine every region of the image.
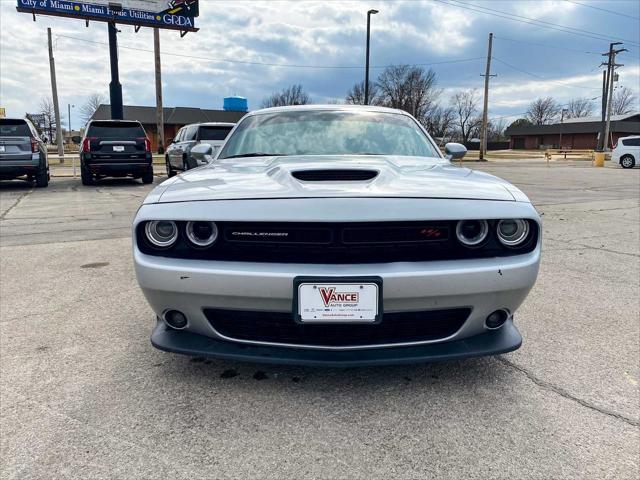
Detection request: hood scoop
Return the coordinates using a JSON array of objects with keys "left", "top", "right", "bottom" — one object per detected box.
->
[{"left": 292, "top": 169, "right": 379, "bottom": 182}]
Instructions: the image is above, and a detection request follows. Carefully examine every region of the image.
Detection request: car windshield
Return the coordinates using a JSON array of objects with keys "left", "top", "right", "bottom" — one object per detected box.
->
[
  {"left": 218, "top": 110, "right": 440, "bottom": 159},
  {"left": 87, "top": 121, "right": 145, "bottom": 138},
  {"left": 199, "top": 126, "right": 233, "bottom": 141}
]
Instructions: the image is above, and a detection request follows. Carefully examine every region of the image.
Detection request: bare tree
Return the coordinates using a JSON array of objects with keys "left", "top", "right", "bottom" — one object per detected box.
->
[
  {"left": 566, "top": 97, "right": 594, "bottom": 118},
  {"left": 25, "top": 113, "right": 45, "bottom": 137},
  {"left": 487, "top": 118, "right": 507, "bottom": 141},
  {"left": 261, "top": 84, "right": 310, "bottom": 108},
  {"left": 38, "top": 97, "right": 64, "bottom": 142},
  {"left": 376, "top": 65, "right": 439, "bottom": 121},
  {"left": 80, "top": 93, "right": 106, "bottom": 124},
  {"left": 526, "top": 97, "right": 560, "bottom": 125},
  {"left": 422, "top": 105, "right": 455, "bottom": 141},
  {"left": 450, "top": 89, "right": 482, "bottom": 143},
  {"left": 610, "top": 86, "right": 637, "bottom": 115},
  {"left": 345, "top": 81, "right": 382, "bottom": 106}
]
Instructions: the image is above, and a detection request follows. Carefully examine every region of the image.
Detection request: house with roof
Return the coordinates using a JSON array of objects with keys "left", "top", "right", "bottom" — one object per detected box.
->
[
  {"left": 90, "top": 105, "right": 247, "bottom": 152},
  {"left": 505, "top": 113, "right": 640, "bottom": 150}
]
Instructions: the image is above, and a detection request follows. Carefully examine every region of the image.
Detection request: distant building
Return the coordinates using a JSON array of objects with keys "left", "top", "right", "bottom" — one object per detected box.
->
[
  {"left": 505, "top": 113, "right": 640, "bottom": 150},
  {"left": 90, "top": 105, "right": 247, "bottom": 152}
]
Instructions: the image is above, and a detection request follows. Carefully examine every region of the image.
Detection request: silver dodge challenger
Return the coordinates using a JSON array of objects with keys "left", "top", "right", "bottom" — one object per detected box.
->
[{"left": 133, "top": 105, "right": 541, "bottom": 366}]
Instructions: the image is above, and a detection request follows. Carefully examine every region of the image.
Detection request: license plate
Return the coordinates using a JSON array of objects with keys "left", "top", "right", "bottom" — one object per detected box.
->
[
  {"left": 294, "top": 277, "right": 382, "bottom": 323},
  {"left": 113, "top": 145, "right": 125, "bottom": 152},
  {"left": 0, "top": 146, "right": 5, "bottom": 153}
]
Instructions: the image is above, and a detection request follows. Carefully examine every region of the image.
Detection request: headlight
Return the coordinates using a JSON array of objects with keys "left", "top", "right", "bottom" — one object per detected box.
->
[
  {"left": 144, "top": 220, "right": 178, "bottom": 248},
  {"left": 497, "top": 219, "right": 530, "bottom": 247},
  {"left": 456, "top": 220, "right": 488, "bottom": 247},
  {"left": 186, "top": 221, "right": 218, "bottom": 247}
]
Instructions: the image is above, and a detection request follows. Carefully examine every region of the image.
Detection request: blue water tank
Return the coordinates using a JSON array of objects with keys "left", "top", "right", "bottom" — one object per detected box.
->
[{"left": 223, "top": 96, "right": 248, "bottom": 112}]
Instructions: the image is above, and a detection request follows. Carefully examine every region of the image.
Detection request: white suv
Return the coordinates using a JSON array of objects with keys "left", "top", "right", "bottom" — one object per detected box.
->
[{"left": 612, "top": 136, "right": 640, "bottom": 169}]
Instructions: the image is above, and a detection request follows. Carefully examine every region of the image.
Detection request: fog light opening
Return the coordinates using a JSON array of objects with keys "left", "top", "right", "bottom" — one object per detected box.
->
[
  {"left": 164, "top": 310, "right": 188, "bottom": 330},
  {"left": 485, "top": 309, "right": 509, "bottom": 330}
]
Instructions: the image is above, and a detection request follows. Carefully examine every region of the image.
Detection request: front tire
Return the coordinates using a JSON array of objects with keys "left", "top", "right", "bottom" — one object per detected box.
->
[
  {"left": 81, "top": 164, "right": 94, "bottom": 186},
  {"left": 141, "top": 167, "right": 154, "bottom": 184},
  {"left": 620, "top": 155, "right": 635, "bottom": 169},
  {"left": 166, "top": 156, "right": 176, "bottom": 178}
]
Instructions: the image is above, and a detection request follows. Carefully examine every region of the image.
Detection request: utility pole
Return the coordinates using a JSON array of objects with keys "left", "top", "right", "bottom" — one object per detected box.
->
[
  {"left": 47, "top": 28, "right": 64, "bottom": 163},
  {"left": 154, "top": 28, "right": 165, "bottom": 154},
  {"left": 479, "top": 32, "right": 495, "bottom": 161},
  {"left": 600, "top": 42, "right": 626, "bottom": 151},
  {"left": 108, "top": 22, "right": 123, "bottom": 120},
  {"left": 597, "top": 69, "right": 608, "bottom": 151}
]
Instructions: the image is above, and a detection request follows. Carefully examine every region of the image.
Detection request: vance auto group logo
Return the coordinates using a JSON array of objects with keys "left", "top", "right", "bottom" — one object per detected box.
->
[{"left": 319, "top": 287, "right": 359, "bottom": 307}]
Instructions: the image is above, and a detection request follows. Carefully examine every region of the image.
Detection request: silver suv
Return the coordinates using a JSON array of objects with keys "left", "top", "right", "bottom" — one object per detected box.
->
[
  {"left": 0, "top": 118, "right": 49, "bottom": 187},
  {"left": 165, "top": 122, "right": 235, "bottom": 176}
]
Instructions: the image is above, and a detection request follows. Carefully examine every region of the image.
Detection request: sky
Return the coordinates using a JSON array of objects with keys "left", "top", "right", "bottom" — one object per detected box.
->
[{"left": 0, "top": 0, "right": 639, "bottom": 128}]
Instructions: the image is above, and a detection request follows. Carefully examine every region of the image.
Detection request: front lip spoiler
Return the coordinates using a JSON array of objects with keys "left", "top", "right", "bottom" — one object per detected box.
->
[{"left": 150, "top": 319, "right": 522, "bottom": 367}]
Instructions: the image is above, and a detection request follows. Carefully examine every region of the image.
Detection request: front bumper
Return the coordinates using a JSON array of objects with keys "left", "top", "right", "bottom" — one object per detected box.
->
[
  {"left": 135, "top": 248, "right": 539, "bottom": 351},
  {"left": 151, "top": 317, "right": 522, "bottom": 366}
]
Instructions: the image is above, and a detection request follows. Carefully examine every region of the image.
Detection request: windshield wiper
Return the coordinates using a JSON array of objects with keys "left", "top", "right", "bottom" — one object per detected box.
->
[{"left": 222, "top": 152, "right": 287, "bottom": 159}]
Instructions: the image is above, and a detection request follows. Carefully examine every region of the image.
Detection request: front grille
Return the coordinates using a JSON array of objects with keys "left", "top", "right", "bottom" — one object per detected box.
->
[
  {"left": 137, "top": 221, "right": 538, "bottom": 263},
  {"left": 205, "top": 308, "right": 471, "bottom": 347},
  {"left": 292, "top": 169, "right": 378, "bottom": 181}
]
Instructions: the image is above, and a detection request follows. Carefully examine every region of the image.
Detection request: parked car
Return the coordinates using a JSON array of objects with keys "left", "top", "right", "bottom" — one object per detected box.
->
[
  {"left": 165, "top": 122, "right": 235, "bottom": 176},
  {"left": 133, "top": 105, "right": 541, "bottom": 366},
  {"left": 612, "top": 135, "right": 640, "bottom": 169},
  {"left": 80, "top": 120, "right": 153, "bottom": 185},
  {"left": 0, "top": 118, "right": 49, "bottom": 187}
]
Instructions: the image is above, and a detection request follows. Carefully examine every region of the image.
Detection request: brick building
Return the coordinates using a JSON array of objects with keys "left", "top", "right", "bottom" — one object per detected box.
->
[
  {"left": 90, "top": 105, "right": 246, "bottom": 152},
  {"left": 505, "top": 113, "right": 640, "bottom": 150}
]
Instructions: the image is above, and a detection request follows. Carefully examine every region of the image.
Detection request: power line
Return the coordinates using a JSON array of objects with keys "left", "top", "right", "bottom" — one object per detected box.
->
[
  {"left": 564, "top": 0, "right": 640, "bottom": 21},
  {"left": 492, "top": 56, "right": 601, "bottom": 91},
  {"left": 55, "top": 34, "right": 483, "bottom": 70},
  {"left": 493, "top": 35, "right": 601, "bottom": 55},
  {"left": 432, "top": 0, "right": 640, "bottom": 46},
  {"left": 449, "top": 0, "right": 640, "bottom": 45}
]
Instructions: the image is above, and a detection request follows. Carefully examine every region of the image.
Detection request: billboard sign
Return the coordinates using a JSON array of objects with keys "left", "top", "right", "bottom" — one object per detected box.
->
[{"left": 16, "top": 0, "right": 199, "bottom": 32}]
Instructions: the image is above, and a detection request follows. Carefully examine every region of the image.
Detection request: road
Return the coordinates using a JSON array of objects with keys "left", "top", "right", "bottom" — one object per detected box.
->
[{"left": 1, "top": 162, "right": 638, "bottom": 479}]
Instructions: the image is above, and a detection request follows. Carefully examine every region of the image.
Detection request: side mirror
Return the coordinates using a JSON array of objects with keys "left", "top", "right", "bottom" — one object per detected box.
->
[
  {"left": 71, "top": 135, "right": 82, "bottom": 144},
  {"left": 190, "top": 143, "right": 214, "bottom": 164},
  {"left": 444, "top": 142, "right": 467, "bottom": 161},
  {"left": 168, "top": 138, "right": 174, "bottom": 144}
]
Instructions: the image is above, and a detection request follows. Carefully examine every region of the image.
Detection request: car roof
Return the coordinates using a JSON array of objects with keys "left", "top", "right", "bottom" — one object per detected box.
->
[
  {"left": 193, "top": 122, "right": 236, "bottom": 127},
  {"left": 87, "top": 119, "right": 143, "bottom": 124},
  {"left": 246, "top": 104, "right": 412, "bottom": 117},
  {"left": 620, "top": 135, "right": 640, "bottom": 139}
]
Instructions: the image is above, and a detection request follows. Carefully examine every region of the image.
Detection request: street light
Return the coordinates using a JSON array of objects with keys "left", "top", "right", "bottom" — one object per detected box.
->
[
  {"left": 364, "top": 9, "right": 379, "bottom": 105},
  {"left": 68, "top": 103, "right": 75, "bottom": 134}
]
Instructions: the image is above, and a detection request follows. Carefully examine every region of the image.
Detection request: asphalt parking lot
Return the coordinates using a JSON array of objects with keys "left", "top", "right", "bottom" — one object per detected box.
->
[{"left": 1, "top": 161, "right": 638, "bottom": 479}]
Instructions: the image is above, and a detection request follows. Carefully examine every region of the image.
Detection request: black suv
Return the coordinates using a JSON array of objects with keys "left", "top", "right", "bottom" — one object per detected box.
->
[
  {"left": 0, "top": 118, "right": 49, "bottom": 187},
  {"left": 80, "top": 120, "right": 153, "bottom": 185}
]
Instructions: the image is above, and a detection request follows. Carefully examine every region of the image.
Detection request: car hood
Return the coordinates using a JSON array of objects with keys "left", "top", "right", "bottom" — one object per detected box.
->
[{"left": 150, "top": 155, "right": 523, "bottom": 204}]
